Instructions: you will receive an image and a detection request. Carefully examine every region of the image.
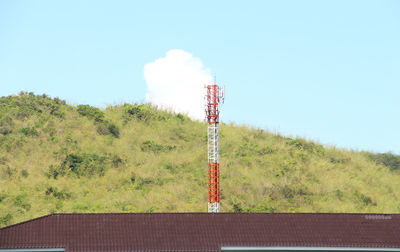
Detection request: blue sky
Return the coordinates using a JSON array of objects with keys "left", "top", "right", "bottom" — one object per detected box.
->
[{"left": 1, "top": 1, "right": 399, "bottom": 153}]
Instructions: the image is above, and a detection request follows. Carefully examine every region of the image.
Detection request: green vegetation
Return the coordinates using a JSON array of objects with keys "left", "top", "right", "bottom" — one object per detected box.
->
[
  {"left": 47, "top": 153, "right": 108, "bottom": 178},
  {"left": 365, "top": 152, "right": 400, "bottom": 171},
  {"left": 1, "top": 92, "right": 400, "bottom": 227}
]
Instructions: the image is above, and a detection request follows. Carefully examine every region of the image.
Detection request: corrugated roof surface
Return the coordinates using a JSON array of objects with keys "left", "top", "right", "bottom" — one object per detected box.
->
[{"left": 0, "top": 213, "right": 400, "bottom": 251}]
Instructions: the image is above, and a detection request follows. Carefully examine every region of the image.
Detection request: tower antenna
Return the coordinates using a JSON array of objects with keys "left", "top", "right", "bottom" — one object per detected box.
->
[{"left": 205, "top": 78, "right": 224, "bottom": 213}]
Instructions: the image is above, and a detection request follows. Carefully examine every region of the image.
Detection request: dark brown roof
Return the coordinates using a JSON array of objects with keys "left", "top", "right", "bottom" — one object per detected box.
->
[{"left": 1, "top": 213, "right": 400, "bottom": 252}]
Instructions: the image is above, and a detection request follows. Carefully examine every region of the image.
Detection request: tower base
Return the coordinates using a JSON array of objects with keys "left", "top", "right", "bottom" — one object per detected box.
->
[{"left": 208, "top": 202, "right": 220, "bottom": 213}]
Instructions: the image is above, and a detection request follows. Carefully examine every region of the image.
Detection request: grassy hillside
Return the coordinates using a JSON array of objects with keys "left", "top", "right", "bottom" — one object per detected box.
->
[{"left": 1, "top": 92, "right": 400, "bottom": 227}]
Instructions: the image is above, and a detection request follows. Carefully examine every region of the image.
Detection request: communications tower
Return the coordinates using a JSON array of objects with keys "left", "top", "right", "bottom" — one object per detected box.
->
[{"left": 205, "top": 79, "right": 224, "bottom": 213}]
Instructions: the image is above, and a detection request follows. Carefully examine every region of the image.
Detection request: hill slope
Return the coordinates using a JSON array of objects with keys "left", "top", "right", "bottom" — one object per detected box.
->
[{"left": 1, "top": 92, "right": 400, "bottom": 227}]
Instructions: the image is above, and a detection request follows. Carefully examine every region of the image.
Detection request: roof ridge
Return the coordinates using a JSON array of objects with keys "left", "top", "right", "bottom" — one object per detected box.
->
[
  {"left": 2, "top": 212, "right": 399, "bottom": 230},
  {"left": 49, "top": 212, "right": 399, "bottom": 215}
]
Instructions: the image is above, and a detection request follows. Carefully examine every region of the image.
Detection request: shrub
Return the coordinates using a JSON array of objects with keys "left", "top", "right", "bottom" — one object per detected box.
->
[
  {"left": 124, "top": 104, "right": 153, "bottom": 122},
  {"left": 45, "top": 186, "right": 71, "bottom": 200},
  {"left": 77, "top": 105, "right": 104, "bottom": 122},
  {"left": 280, "top": 185, "right": 295, "bottom": 199},
  {"left": 13, "top": 194, "right": 31, "bottom": 210},
  {"left": 140, "top": 140, "right": 176, "bottom": 153},
  {"left": 174, "top": 113, "right": 188, "bottom": 122},
  {"left": 0, "top": 92, "right": 67, "bottom": 123},
  {"left": 21, "top": 169, "right": 29, "bottom": 178},
  {"left": 20, "top": 127, "right": 39, "bottom": 137},
  {"left": 130, "top": 174, "right": 136, "bottom": 184},
  {"left": 0, "top": 134, "right": 25, "bottom": 152},
  {"left": 286, "top": 138, "right": 324, "bottom": 154},
  {"left": 47, "top": 103, "right": 65, "bottom": 119},
  {"left": 367, "top": 152, "right": 400, "bottom": 171},
  {"left": 97, "top": 121, "right": 120, "bottom": 138},
  {"left": 107, "top": 123, "right": 120, "bottom": 138},
  {"left": 77, "top": 105, "right": 119, "bottom": 138},
  {"left": 48, "top": 153, "right": 108, "bottom": 178},
  {"left": 251, "top": 204, "right": 277, "bottom": 213},
  {"left": 134, "top": 177, "right": 154, "bottom": 190},
  {"left": 0, "top": 213, "right": 13, "bottom": 226},
  {"left": 110, "top": 154, "right": 124, "bottom": 168},
  {"left": 232, "top": 203, "right": 243, "bottom": 213},
  {"left": 1, "top": 166, "right": 17, "bottom": 178},
  {"left": 0, "top": 116, "right": 14, "bottom": 136},
  {"left": 163, "top": 162, "right": 176, "bottom": 173},
  {"left": 47, "top": 165, "right": 60, "bottom": 179},
  {"left": 353, "top": 190, "right": 376, "bottom": 206},
  {"left": 257, "top": 146, "right": 276, "bottom": 155},
  {"left": 37, "top": 95, "right": 66, "bottom": 118},
  {"left": 65, "top": 153, "right": 106, "bottom": 177},
  {"left": 0, "top": 127, "right": 12, "bottom": 136},
  {"left": 329, "top": 156, "right": 350, "bottom": 164}
]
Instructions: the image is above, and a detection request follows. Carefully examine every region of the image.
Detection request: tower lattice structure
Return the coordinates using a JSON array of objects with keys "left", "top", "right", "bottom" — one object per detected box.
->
[{"left": 205, "top": 81, "right": 224, "bottom": 213}]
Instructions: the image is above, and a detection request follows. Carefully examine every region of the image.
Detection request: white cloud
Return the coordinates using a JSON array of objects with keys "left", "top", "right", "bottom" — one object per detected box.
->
[{"left": 144, "top": 49, "right": 212, "bottom": 120}]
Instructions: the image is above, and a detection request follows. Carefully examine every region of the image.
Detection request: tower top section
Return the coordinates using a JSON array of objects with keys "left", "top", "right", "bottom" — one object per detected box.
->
[{"left": 205, "top": 83, "right": 224, "bottom": 124}]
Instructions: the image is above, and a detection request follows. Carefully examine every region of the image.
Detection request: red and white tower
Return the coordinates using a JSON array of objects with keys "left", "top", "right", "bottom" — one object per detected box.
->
[{"left": 205, "top": 79, "right": 224, "bottom": 213}]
